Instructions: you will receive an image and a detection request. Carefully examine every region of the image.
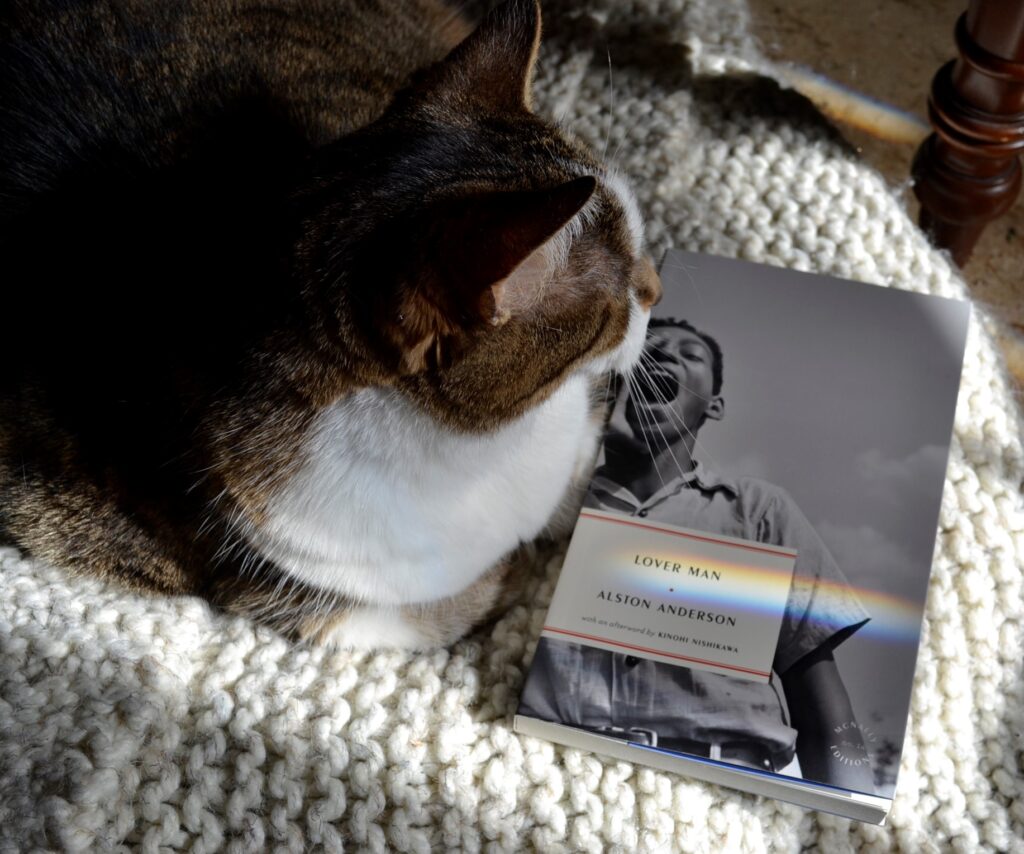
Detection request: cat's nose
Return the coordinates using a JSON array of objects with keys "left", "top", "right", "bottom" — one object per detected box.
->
[{"left": 634, "top": 256, "right": 663, "bottom": 309}]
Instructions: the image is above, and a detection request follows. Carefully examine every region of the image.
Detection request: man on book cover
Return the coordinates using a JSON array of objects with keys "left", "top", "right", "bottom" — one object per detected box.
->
[{"left": 519, "top": 318, "right": 876, "bottom": 792}]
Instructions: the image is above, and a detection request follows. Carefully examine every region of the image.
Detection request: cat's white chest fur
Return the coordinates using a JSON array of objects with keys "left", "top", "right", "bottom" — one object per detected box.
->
[{"left": 256, "top": 376, "right": 595, "bottom": 605}]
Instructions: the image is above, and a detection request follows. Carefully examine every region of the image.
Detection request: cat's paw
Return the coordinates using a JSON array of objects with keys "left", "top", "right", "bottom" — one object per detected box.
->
[
  {"left": 298, "top": 555, "right": 519, "bottom": 650},
  {"left": 302, "top": 606, "right": 437, "bottom": 650}
]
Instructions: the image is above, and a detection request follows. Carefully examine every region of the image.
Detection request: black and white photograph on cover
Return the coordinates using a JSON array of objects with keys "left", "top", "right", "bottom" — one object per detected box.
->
[{"left": 518, "top": 250, "right": 970, "bottom": 798}]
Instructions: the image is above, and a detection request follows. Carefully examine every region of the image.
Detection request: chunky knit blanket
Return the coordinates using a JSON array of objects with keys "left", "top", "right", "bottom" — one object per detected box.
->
[{"left": 2, "top": 1, "right": 1022, "bottom": 850}]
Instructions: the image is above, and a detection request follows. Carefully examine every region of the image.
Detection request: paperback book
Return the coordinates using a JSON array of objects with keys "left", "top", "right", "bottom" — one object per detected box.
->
[{"left": 513, "top": 249, "right": 971, "bottom": 824}]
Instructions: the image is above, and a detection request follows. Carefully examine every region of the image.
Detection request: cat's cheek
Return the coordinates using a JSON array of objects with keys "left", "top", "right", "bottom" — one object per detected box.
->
[
  {"left": 603, "top": 170, "right": 645, "bottom": 254},
  {"left": 584, "top": 294, "right": 650, "bottom": 377},
  {"left": 616, "top": 295, "right": 652, "bottom": 373}
]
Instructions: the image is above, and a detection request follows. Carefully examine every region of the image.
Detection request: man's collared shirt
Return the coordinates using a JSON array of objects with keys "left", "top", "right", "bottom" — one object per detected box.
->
[{"left": 519, "top": 461, "right": 870, "bottom": 755}]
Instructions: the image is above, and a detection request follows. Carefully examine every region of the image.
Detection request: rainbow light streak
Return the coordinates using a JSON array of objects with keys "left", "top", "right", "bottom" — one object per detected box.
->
[
  {"left": 613, "top": 546, "right": 793, "bottom": 604},
  {"left": 777, "top": 64, "right": 930, "bottom": 145},
  {"left": 599, "top": 547, "right": 924, "bottom": 644}
]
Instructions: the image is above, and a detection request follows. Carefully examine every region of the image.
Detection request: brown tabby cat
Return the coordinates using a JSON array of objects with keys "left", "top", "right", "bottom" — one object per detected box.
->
[{"left": 0, "top": 0, "right": 661, "bottom": 648}]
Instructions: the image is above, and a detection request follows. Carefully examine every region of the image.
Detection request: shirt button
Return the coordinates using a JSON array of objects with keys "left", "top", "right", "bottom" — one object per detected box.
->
[
  {"left": 624, "top": 656, "right": 640, "bottom": 667},
  {"left": 638, "top": 509, "right": 649, "bottom": 518}
]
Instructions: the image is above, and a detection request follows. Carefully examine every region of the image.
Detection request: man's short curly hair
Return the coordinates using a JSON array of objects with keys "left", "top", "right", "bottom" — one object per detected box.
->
[{"left": 647, "top": 317, "right": 723, "bottom": 396}]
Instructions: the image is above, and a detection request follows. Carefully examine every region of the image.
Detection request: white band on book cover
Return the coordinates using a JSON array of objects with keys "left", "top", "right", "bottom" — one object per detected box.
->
[{"left": 542, "top": 508, "right": 797, "bottom": 683}]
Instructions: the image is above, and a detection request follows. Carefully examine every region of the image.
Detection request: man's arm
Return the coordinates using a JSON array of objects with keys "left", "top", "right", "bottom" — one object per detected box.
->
[{"left": 779, "top": 646, "right": 876, "bottom": 792}]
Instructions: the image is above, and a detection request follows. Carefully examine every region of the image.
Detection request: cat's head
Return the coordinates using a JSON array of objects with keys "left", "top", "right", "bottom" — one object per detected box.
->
[{"left": 292, "top": 0, "right": 661, "bottom": 431}]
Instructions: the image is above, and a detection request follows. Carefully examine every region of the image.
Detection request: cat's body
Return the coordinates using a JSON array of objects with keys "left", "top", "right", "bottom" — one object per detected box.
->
[{"left": 0, "top": 0, "right": 659, "bottom": 647}]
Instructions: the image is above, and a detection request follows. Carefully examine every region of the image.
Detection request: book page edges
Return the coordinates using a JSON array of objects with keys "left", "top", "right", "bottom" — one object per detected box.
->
[{"left": 513, "top": 714, "right": 891, "bottom": 825}]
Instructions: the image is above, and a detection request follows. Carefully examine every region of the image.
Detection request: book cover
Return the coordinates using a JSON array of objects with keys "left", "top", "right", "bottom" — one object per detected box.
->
[{"left": 513, "top": 249, "right": 971, "bottom": 824}]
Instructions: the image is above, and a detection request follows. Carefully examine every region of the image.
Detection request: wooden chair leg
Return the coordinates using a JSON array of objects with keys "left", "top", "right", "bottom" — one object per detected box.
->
[{"left": 912, "top": 0, "right": 1024, "bottom": 266}]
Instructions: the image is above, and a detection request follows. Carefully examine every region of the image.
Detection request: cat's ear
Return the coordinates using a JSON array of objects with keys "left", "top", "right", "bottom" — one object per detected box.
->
[
  {"left": 430, "top": 0, "right": 542, "bottom": 111},
  {"left": 396, "top": 176, "right": 596, "bottom": 374},
  {"left": 440, "top": 175, "right": 597, "bottom": 325}
]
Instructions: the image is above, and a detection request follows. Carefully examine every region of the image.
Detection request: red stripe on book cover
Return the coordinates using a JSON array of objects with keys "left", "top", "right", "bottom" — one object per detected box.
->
[
  {"left": 541, "top": 626, "right": 772, "bottom": 677},
  {"left": 578, "top": 511, "right": 796, "bottom": 559}
]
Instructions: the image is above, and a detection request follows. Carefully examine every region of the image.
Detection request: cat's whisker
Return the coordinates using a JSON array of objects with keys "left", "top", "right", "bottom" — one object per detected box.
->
[
  {"left": 641, "top": 339, "right": 685, "bottom": 364},
  {"left": 675, "top": 381, "right": 716, "bottom": 404},
  {"left": 639, "top": 346, "right": 719, "bottom": 405},
  {"left": 654, "top": 260, "right": 704, "bottom": 302},
  {"left": 624, "top": 375, "right": 661, "bottom": 474},
  {"left": 632, "top": 360, "right": 693, "bottom": 482},
  {"left": 195, "top": 489, "right": 229, "bottom": 531},
  {"left": 269, "top": 571, "right": 296, "bottom": 612},
  {"left": 634, "top": 355, "right": 724, "bottom": 476},
  {"left": 624, "top": 373, "right": 668, "bottom": 490},
  {"left": 640, "top": 339, "right": 685, "bottom": 363},
  {"left": 609, "top": 119, "right": 627, "bottom": 172},
  {"left": 638, "top": 348, "right": 716, "bottom": 404},
  {"left": 634, "top": 360, "right": 716, "bottom": 466}
]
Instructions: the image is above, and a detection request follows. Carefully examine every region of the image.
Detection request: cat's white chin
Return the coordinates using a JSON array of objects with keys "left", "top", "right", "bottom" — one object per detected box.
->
[{"left": 250, "top": 375, "right": 598, "bottom": 607}]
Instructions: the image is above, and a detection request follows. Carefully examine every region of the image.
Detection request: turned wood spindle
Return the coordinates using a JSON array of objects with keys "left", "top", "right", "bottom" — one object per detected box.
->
[{"left": 912, "top": 0, "right": 1024, "bottom": 266}]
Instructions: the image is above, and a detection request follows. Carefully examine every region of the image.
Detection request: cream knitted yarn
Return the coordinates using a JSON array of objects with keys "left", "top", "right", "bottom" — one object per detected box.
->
[{"left": 2, "top": 1, "right": 1022, "bottom": 851}]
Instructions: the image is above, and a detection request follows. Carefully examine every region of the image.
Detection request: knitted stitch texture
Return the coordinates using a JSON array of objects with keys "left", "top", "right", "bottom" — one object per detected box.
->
[{"left": 2, "top": 1, "right": 1022, "bottom": 851}]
